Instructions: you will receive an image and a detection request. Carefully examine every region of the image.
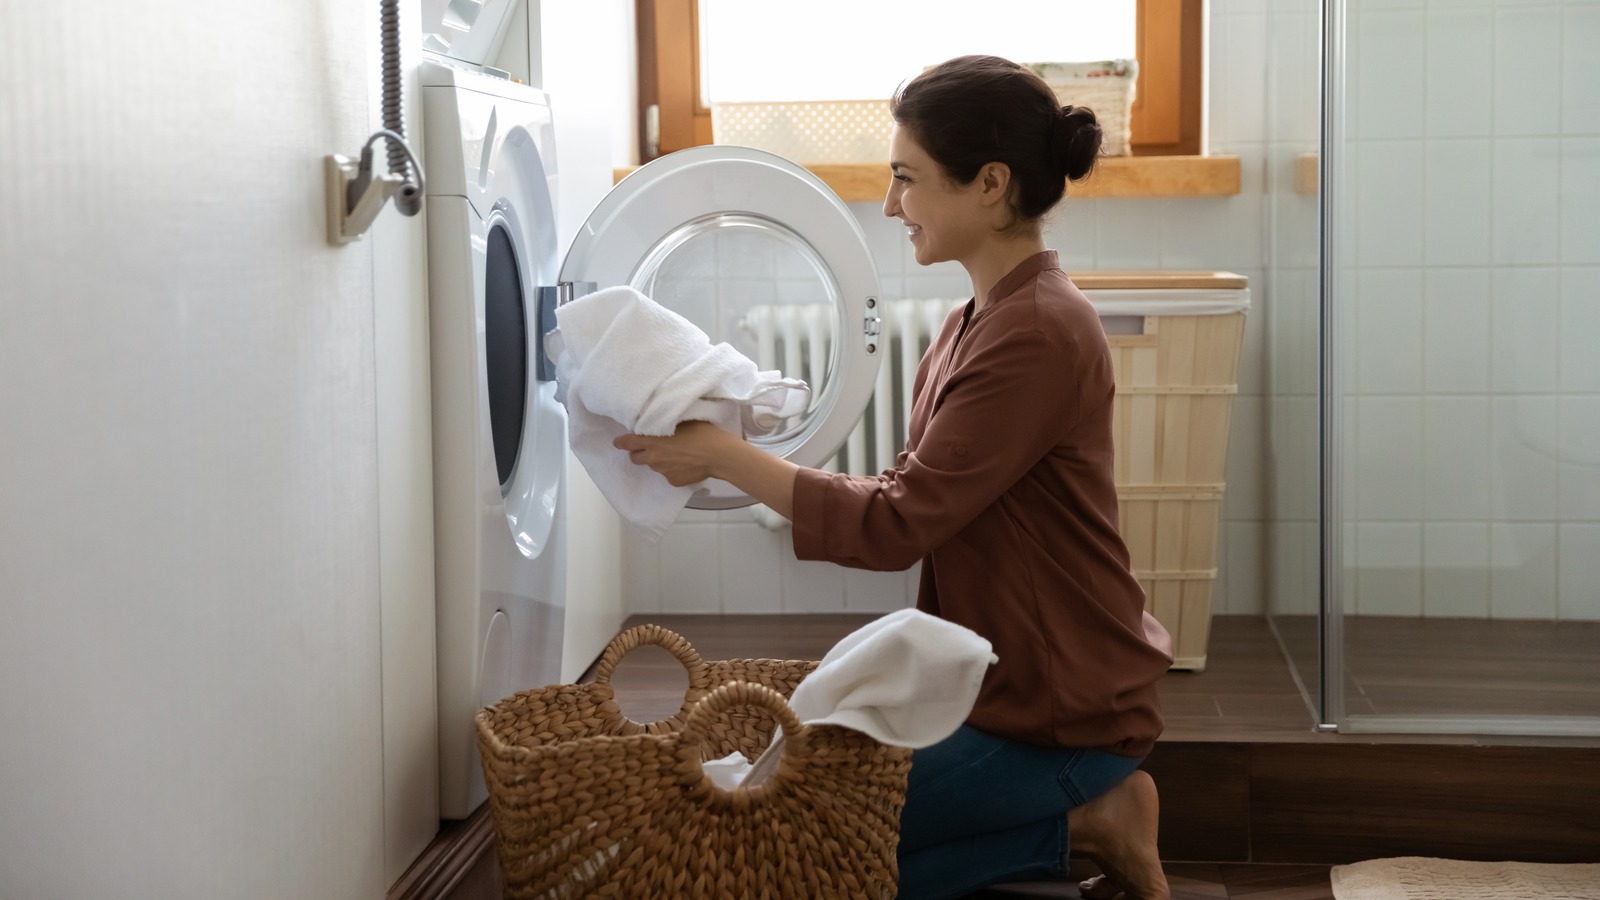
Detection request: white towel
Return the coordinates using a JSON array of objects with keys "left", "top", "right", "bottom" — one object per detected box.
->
[
  {"left": 707, "top": 609, "right": 997, "bottom": 790},
  {"left": 544, "top": 286, "right": 810, "bottom": 540},
  {"left": 785, "top": 607, "right": 997, "bottom": 747}
]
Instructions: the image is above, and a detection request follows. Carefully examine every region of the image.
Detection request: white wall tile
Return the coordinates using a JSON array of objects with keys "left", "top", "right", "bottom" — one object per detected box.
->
[
  {"left": 1269, "top": 157, "right": 1319, "bottom": 268},
  {"left": 1160, "top": 153, "right": 1267, "bottom": 271},
  {"left": 1344, "top": 395, "right": 1363, "bottom": 514},
  {"left": 1490, "top": 268, "right": 1561, "bottom": 393},
  {"left": 1490, "top": 522, "right": 1558, "bottom": 619},
  {"left": 1221, "top": 521, "right": 1267, "bottom": 615},
  {"left": 1424, "top": 140, "right": 1493, "bottom": 266},
  {"left": 1492, "top": 138, "right": 1561, "bottom": 265},
  {"left": 1558, "top": 396, "right": 1600, "bottom": 522},
  {"left": 1426, "top": 9, "right": 1495, "bottom": 138},
  {"left": 1355, "top": 397, "right": 1426, "bottom": 520},
  {"left": 1423, "top": 522, "right": 1491, "bottom": 617},
  {"left": 1560, "top": 137, "right": 1600, "bottom": 265},
  {"left": 1225, "top": 396, "right": 1266, "bottom": 520},
  {"left": 1095, "top": 198, "right": 1168, "bottom": 269},
  {"left": 1355, "top": 140, "right": 1425, "bottom": 267},
  {"left": 1493, "top": 8, "right": 1564, "bottom": 137},
  {"left": 1560, "top": 268, "right": 1600, "bottom": 392},
  {"left": 778, "top": 549, "right": 846, "bottom": 613},
  {"left": 1355, "top": 522, "right": 1424, "bottom": 615},
  {"left": 1269, "top": 395, "right": 1320, "bottom": 521},
  {"left": 1355, "top": 269, "right": 1425, "bottom": 394},
  {"left": 1270, "top": 522, "right": 1320, "bottom": 616},
  {"left": 1356, "top": 12, "right": 1428, "bottom": 140},
  {"left": 1489, "top": 396, "right": 1560, "bottom": 521},
  {"left": 1557, "top": 524, "right": 1600, "bottom": 620},
  {"left": 854, "top": 201, "right": 908, "bottom": 280},
  {"left": 1423, "top": 396, "right": 1493, "bottom": 520},
  {"left": 843, "top": 568, "right": 912, "bottom": 614},
  {"left": 1424, "top": 268, "right": 1492, "bottom": 393},
  {"left": 1269, "top": 266, "right": 1320, "bottom": 396},
  {"left": 718, "top": 524, "right": 785, "bottom": 613},
  {"left": 1267, "top": 12, "right": 1321, "bottom": 145},
  {"left": 1564, "top": 6, "right": 1600, "bottom": 134},
  {"left": 1048, "top": 198, "right": 1098, "bottom": 273},
  {"left": 657, "top": 524, "right": 721, "bottom": 613},
  {"left": 1211, "top": 14, "right": 1269, "bottom": 147}
]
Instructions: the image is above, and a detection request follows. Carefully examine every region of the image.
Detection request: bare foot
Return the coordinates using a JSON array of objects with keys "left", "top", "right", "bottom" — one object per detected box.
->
[{"left": 1066, "top": 771, "right": 1170, "bottom": 900}]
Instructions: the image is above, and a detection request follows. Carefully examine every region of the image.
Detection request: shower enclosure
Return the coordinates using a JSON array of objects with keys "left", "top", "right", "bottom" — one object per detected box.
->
[{"left": 1267, "top": 0, "right": 1600, "bottom": 736}]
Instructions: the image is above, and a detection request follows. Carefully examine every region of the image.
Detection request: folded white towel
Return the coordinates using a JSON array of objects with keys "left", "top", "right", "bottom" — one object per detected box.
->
[
  {"left": 720, "top": 609, "right": 996, "bottom": 789},
  {"left": 544, "top": 286, "right": 810, "bottom": 540}
]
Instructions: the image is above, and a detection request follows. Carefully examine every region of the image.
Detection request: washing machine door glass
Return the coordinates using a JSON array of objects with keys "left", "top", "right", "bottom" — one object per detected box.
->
[
  {"left": 558, "top": 145, "right": 882, "bottom": 510},
  {"left": 485, "top": 223, "right": 529, "bottom": 488}
]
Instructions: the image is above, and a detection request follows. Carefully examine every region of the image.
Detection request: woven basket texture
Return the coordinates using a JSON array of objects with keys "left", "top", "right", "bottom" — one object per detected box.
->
[{"left": 476, "top": 624, "right": 913, "bottom": 899}]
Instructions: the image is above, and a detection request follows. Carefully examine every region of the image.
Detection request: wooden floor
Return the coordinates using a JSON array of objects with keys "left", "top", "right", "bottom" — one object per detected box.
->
[
  {"left": 1275, "top": 615, "right": 1600, "bottom": 720},
  {"left": 604, "top": 613, "right": 1600, "bottom": 742}
]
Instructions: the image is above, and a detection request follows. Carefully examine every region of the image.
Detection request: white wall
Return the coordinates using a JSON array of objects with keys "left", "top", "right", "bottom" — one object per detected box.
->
[
  {"left": 0, "top": 1, "right": 403, "bottom": 896},
  {"left": 1339, "top": 0, "right": 1600, "bottom": 620}
]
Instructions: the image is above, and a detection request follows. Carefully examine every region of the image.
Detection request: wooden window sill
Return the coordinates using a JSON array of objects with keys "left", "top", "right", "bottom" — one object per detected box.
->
[{"left": 612, "top": 154, "right": 1241, "bottom": 202}]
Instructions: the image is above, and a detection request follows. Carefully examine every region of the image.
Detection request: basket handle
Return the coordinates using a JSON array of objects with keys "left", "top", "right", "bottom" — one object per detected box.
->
[
  {"left": 676, "top": 682, "right": 805, "bottom": 793},
  {"left": 591, "top": 624, "right": 713, "bottom": 693}
]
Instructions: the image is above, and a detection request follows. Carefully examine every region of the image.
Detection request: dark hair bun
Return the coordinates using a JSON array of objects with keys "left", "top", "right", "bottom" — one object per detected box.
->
[{"left": 1053, "top": 105, "right": 1103, "bottom": 182}]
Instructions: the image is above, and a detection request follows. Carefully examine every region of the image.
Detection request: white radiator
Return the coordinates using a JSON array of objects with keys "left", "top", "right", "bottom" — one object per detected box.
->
[{"left": 741, "top": 298, "right": 958, "bottom": 528}]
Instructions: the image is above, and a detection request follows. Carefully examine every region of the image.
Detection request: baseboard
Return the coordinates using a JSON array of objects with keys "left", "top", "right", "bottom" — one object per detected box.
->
[{"left": 387, "top": 805, "right": 498, "bottom": 900}]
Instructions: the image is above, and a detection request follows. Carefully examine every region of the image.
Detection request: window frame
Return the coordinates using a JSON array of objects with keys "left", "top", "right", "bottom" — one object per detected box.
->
[{"left": 635, "top": 0, "right": 1204, "bottom": 163}]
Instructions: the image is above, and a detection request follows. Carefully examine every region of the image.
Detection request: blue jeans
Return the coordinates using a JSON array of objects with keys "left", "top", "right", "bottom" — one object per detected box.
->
[{"left": 895, "top": 725, "right": 1145, "bottom": 900}]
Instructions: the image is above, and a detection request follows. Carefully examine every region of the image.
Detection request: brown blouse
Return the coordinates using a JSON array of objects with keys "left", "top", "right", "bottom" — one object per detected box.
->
[{"left": 791, "top": 251, "right": 1169, "bottom": 756}]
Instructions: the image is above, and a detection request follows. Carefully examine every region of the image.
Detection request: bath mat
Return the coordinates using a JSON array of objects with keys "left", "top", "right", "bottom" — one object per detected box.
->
[{"left": 1330, "top": 856, "right": 1600, "bottom": 900}]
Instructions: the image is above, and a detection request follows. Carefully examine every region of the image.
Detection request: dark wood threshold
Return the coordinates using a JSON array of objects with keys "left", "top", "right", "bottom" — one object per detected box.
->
[
  {"left": 1150, "top": 740, "right": 1600, "bottom": 865},
  {"left": 387, "top": 804, "right": 498, "bottom": 900}
]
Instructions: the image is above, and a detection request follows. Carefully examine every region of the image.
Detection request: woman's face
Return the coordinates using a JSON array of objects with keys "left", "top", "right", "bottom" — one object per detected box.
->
[{"left": 883, "top": 125, "right": 987, "bottom": 268}]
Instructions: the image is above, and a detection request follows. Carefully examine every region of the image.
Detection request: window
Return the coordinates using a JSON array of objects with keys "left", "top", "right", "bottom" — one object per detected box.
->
[{"left": 636, "top": 0, "right": 1203, "bottom": 162}]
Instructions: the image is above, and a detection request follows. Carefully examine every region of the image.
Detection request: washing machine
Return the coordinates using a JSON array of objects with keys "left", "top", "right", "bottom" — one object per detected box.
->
[
  {"left": 421, "top": 4, "right": 887, "bottom": 821},
  {"left": 421, "top": 57, "right": 569, "bottom": 818}
]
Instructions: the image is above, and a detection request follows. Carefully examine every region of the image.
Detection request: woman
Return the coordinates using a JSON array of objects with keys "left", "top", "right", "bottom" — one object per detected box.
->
[{"left": 615, "top": 55, "right": 1173, "bottom": 900}]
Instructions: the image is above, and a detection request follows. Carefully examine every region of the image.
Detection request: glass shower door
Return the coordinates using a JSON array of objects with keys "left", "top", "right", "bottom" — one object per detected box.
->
[{"left": 1323, "top": 0, "right": 1600, "bottom": 735}]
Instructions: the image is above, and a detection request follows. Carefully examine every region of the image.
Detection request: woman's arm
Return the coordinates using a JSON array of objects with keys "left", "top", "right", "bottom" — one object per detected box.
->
[{"left": 613, "top": 421, "right": 800, "bottom": 520}]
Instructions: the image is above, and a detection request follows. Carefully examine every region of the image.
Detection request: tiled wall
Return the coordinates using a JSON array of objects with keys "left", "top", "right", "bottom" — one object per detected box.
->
[
  {"left": 1338, "top": 0, "right": 1600, "bottom": 620},
  {"left": 625, "top": 0, "right": 1287, "bottom": 618}
]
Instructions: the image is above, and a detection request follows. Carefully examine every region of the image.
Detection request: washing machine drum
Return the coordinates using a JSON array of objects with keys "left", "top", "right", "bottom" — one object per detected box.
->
[{"left": 484, "top": 223, "right": 528, "bottom": 488}]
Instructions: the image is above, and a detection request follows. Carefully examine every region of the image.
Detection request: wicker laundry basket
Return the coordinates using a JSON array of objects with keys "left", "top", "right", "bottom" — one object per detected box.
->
[{"left": 475, "top": 625, "right": 913, "bottom": 899}]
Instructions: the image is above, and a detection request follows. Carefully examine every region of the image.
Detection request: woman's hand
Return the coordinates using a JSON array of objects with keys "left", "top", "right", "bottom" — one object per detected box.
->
[
  {"left": 613, "top": 420, "right": 742, "bottom": 487},
  {"left": 614, "top": 420, "right": 800, "bottom": 520}
]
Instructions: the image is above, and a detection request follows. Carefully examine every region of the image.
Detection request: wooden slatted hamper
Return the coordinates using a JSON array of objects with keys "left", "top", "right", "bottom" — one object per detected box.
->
[{"left": 1080, "top": 272, "right": 1251, "bottom": 670}]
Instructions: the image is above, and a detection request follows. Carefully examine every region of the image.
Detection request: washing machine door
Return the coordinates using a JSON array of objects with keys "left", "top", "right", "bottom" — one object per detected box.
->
[{"left": 557, "top": 145, "right": 883, "bottom": 510}]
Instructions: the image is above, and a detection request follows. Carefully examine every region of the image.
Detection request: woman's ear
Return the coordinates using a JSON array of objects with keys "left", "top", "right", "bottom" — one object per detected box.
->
[{"left": 976, "top": 161, "right": 1012, "bottom": 208}]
